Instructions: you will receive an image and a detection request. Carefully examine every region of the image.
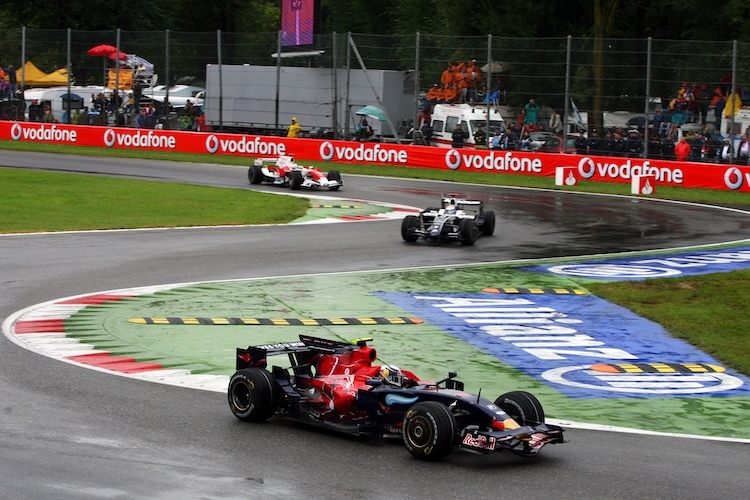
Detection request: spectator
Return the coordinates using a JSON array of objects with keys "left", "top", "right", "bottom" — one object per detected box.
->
[
  {"left": 490, "top": 128, "right": 505, "bottom": 150},
  {"left": 504, "top": 123, "right": 518, "bottom": 150},
  {"left": 7, "top": 64, "right": 17, "bottom": 97},
  {"left": 719, "top": 139, "right": 734, "bottom": 163},
  {"left": 653, "top": 108, "right": 668, "bottom": 136},
  {"left": 548, "top": 109, "right": 563, "bottom": 134},
  {"left": 355, "top": 116, "right": 373, "bottom": 141},
  {"left": 473, "top": 122, "right": 487, "bottom": 149},
  {"left": 287, "top": 116, "right": 301, "bottom": 138},
  {"left": 42, "top": 104, "right": 55, "bottom": 123},
  {"left": 519, "top": 130, "right": 532, "bottom": 151},
  {"left": 738, "top": 134, "right": 750, "bottom": 164},
  {"left": 588, "top": 129, "right": 601, "bottom": 155},
  {"left": 574, "top": 131, "right": 588, "bottom": 154},
  {"left": 426, "top": 83, "right": 441, "bottom": 105},
  {"left": 714, "top": 93, "right": 726, "bottom": 132},
  {"left": 625, "top": 129, "right": 644, "bottom": 158},
  {"left": 451, "top": 122, "right": 468, "bottom": 148},
  {"left": 27, "top": 99, "right": 43, "bottom": 122},
  {"left": 524, "top": 98, "right": 540, "bottom": 127},
  {"left": 674, "top": 136, "right": 691, "bottom": 161}
]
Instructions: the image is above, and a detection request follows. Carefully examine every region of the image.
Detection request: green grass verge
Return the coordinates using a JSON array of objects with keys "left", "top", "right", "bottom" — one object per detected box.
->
[{"left": 1, "top": 139, "right": 749, "bottom": 376}]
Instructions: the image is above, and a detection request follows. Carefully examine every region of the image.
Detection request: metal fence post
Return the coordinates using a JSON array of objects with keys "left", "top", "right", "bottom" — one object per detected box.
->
[
  {"left": 644, "top": 37, "right": 652, "bottom": 159},
  {"left": 217, "top": 29, "right": 223, "bottom": 133},
  {"left": 563, "top": 35, "right": 571, "bottom": 137}
]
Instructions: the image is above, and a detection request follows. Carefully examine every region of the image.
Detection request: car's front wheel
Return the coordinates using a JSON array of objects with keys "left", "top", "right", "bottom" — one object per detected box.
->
[
  {"left": 402, "top": 401, "right": 456, "bottom": 461},
  {"left": 495, "top": 390, "right": 545, "bottom": 426},
  {"left": 289, "top": 170, "right": 304, "bottom": 190},
  {"left": 327, "top": 170, "right": 342, "bottom": 190},
  {"left": 248, "top": 165, "right": 264, "bottom": 185},
  {"left": 401, "top": 215, "right": 420, "bottom": 242},
  {"left": 459, "top": 218, "right": 478, "bottom": 245},
  {"left": 228, "top": 368, "right": 278, "bottom": 422}
]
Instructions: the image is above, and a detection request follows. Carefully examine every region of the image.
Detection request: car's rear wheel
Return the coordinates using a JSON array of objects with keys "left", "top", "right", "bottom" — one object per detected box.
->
[
  {"left": 289, "top": 170, "right": 304, "bottom": 190},
  {"left": 228, "top": 368, "right": 278, "bottom": 422},
  {"left": 495, "top": 391, "right": 545, "bottom": 426},
  {"left": 480, "top": 210, "right": 496, "bottom": 236},
  {"left": 459, "top": 218, "right": 478, "bottom": 245},
  {"left": 401, "top": 215, "right": 420, "bottom": 242},
  {"left": 327, "top": 170, "right": 342, "bottom": 190},
  {"left": 248, "top": 165, "right": 264, "bottom": 184},
  {"left": 402, "top": 401, "right": 456, "bottom": 461}
]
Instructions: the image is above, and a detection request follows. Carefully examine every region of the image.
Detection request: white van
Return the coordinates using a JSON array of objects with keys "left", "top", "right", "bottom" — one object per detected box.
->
[{"left": 429, "top": 103, "right": 506, "bottom": 148}]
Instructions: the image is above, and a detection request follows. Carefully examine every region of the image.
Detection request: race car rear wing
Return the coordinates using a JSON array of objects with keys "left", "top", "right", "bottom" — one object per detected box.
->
[{"left": 236, "top": 335, "right": 355, "bottom": 370}]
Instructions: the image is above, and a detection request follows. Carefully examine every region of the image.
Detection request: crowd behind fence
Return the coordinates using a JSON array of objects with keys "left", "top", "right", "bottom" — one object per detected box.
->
[{"left": 2, "top": 28, "right": 750, "bottom": 162}]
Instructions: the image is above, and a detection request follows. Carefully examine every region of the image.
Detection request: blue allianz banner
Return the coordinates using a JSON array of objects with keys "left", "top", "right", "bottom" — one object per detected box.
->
[
  {"left": 375, "top": 291, "right": 750, "bottom": 399},
  {"left": 522, "top": 246, "right": 750, "bottom": 281}
]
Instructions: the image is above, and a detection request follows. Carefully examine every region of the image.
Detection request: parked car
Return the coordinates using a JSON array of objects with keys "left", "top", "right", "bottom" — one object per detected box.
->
[{"left": 536, "top": 134, "right": 579, "bottom": 154}]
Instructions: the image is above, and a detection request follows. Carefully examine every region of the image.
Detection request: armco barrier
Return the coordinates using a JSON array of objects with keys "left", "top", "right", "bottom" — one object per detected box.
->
[{"left": 2, "top": 121, "right": 750, "bottom": 193}]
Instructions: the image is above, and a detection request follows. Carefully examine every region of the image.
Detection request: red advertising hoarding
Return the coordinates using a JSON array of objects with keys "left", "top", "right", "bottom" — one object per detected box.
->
[{"left": 2, "top": 121, "right": 750, "bottom": 192}]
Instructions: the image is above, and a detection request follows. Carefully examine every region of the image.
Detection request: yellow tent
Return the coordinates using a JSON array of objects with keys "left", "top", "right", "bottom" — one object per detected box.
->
[
  {"left": 5, "top": 61, "right": 69, "bottom": 87},
  {"left": 34, "top": 67, "right": 69, "bottom": 86}
]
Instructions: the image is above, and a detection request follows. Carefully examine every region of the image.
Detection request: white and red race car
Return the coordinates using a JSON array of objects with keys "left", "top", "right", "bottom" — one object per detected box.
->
[{"left": 248, "top": 155, "right": 342, "bottom": 191}]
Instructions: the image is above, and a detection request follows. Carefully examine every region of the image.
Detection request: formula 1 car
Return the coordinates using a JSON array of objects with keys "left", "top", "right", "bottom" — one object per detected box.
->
[
  {"left": 401, "top": 196, "right": 495, "bottom": 245},
  {"left": 248, "top": 155, "right": 342, "bottom": 191},
  {"left": 228, "top": 335, "right": 564, "bottom": 461}
]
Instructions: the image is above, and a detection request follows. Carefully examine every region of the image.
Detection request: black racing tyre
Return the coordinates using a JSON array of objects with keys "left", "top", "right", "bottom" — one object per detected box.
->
[
  {"left": 402, "top": 401, "right": 456, "bottom": 461},
  {"left": 248, "top": 165, "right": 264, "bottom": 185},
  {"left": 495, "top": 391, "right": 545, "bottom": 426},
  {"left": 228, "top": 368, "right": 279, "bottom": 422},
  {"left": 459, "top": 218, "right": 478, "bottom": 245},
  {"left": 327, "top": 170, "right": 342, "bottom": 190},
  {"left": 401, "top": 215, "right": 420, "bottom": 243},
  {"left": 480, "top": 210, "right": 496, "bottom": 236},
  {"left": 290, "top": 170, "right": 304, "bottom": 190}
]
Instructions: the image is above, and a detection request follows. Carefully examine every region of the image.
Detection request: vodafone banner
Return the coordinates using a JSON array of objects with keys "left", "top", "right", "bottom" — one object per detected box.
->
[{"left": 3, "top": 121, "right": 750, "bottom": 192}]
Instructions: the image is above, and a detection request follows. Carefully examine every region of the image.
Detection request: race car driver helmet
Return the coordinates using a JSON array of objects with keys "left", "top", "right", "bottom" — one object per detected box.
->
[
  {"left": 445, "top": 205, "right": 457, "bottom": 215},
  {"left": 379, "top": 365, "right": 404, "bottom": 386}
]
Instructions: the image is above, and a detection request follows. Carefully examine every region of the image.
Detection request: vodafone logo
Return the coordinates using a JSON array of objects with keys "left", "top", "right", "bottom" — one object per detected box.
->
[
  {"left": 723, "top": 166, "right": 750, "bottom": 190},
  {"left": 10, "top": 123, "right": 22, "bottom": 140},
  {"left": 320, "top": 141, "right": 335, "bottom": 161},
  {"left": 103, "top": 129, "right": 117, "bottom": 147},
  {"left": 8, "top": 123, "right": 77, "bottom": 143},
  {"left": 445, "top": 150, "right": 462, "bottom": 170},
  {"left": 576, "top": 157, "right": 683, "bottom": 184},
  {"left": 317, "top": 142, "right": 408, "bottom": 164},
  {"left": 203, "top": 134, "right": 285, "bottom": 156},
  {"left": 205, "top": 135, "right": 220, "bottom": 154},
  {"left": 102, "top": 129, "right": 176, "bottom": 149}
]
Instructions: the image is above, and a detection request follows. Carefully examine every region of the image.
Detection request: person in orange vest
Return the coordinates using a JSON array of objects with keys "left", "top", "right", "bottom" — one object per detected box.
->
[
  {"left": 426, "top": 83, "right": 442, "bottom": 104},
  {"left": 442, "top": 83, "right": 458, "bottom": 103},
  {"left": 441, "top": 63, "right": 455, "bottom": 88},
  {"left": 674, "top": 136, "right": 691, "bottom": 161}
]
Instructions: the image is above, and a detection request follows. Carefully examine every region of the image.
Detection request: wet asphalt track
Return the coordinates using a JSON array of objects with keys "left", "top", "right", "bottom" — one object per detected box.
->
[{"left": 1, "top": 151, "right": 750, "bottom": 499}]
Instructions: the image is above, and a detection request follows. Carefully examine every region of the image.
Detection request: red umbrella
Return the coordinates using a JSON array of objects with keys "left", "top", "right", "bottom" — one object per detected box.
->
[
  {"left": 87, "top": 44, "right": 119, "bottom": 57},
  {"left": 108, "top": 50, "right": 129, "bottom": 61}
]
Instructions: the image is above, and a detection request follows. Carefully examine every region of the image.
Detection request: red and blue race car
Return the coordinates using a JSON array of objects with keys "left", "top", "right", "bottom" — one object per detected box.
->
[{"left": 227, "top": 335, "right": 564, "bottom": 461}]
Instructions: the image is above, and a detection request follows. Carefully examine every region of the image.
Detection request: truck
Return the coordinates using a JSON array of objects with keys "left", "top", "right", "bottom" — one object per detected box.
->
[
  {"left": 203, "top": 64, "right": 416, "bottom": 139},
  {"left": 429, "top": 103, "right": 507, "bottom": 148}
]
